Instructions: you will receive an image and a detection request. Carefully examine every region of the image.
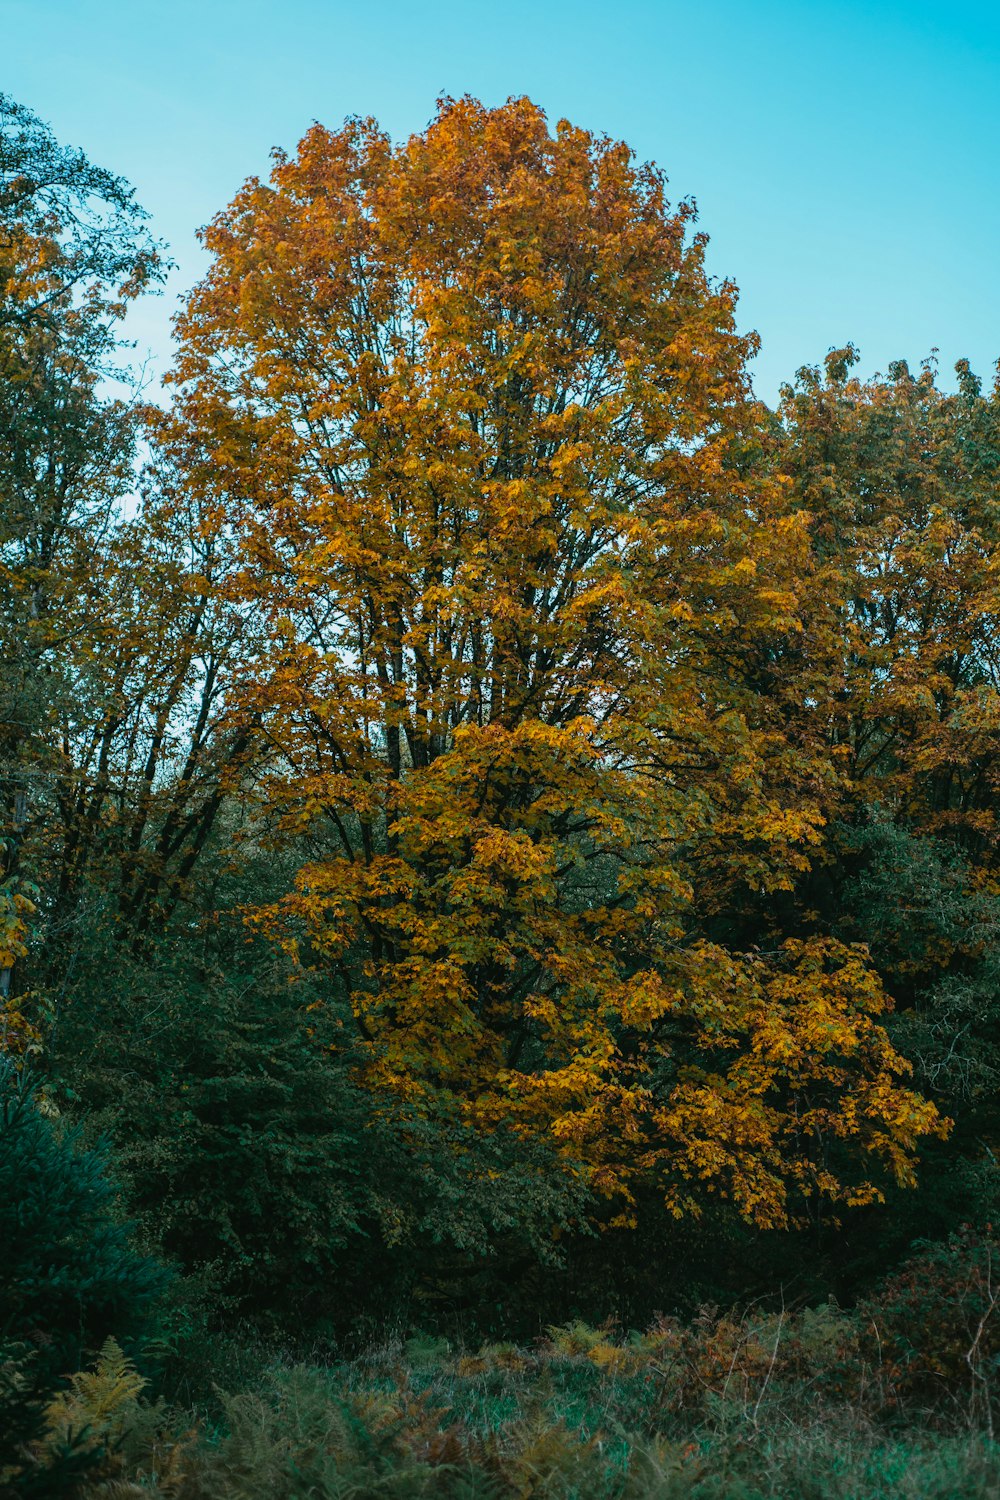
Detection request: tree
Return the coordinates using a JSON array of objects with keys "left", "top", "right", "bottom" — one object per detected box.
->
[
  {"left": 777, "top": 350, "right": 1000, "bottom": 1080},
  {"left": 164, "top": 96, "right": 941, "bottom": 1229},
  {"left": 49, "top": 941, "right": 590, "bottom": 1331},
  {"left": 0, "top": 1057, "right": 167, "bottom": 1363},
  {"left": 772, "top": 351, "right": 1000, "bottom": 1261},
  {"left": 0, "top": 92, "right": 160, "bottom": 334},
  {"left": 779, "top": 347, "right": 1000, "bottom": 854},
  {"left": 0, "top": 98, "right": 254, "bottom": 1029},
  {"left": 43, "top": 462, "right": 258, "bottom": 953},
  {"left": 0, "top": 95, "right": 164, "bottom": 1021},
  {"left": 0, "top": 1059, "right": 167, "bottom": 1494}
]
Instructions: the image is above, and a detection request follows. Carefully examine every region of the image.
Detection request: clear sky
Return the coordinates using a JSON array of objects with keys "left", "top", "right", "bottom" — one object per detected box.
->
[{"left": 4, "top": 0, "right": 999, "bottom": 402}]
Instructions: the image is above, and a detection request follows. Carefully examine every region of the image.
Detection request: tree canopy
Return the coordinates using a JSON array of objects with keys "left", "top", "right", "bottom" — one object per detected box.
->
[
  {"left": 157, "top": 97, "right": 942, "bottom": 1228},
  {"left": 6, "top": 93, "right": 999, "bottom": 1338}
]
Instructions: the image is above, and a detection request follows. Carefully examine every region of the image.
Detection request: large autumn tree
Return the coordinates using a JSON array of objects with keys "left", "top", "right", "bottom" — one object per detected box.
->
[{"left": 165, "top": 96, "right": 941, "bottom": 1227}]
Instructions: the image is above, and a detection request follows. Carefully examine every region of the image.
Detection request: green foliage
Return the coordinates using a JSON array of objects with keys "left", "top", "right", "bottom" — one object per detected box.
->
[
  {"left": 0, "top": 1063, "right": 168, "bottom": 1495},
  {"left": 48, "top": 944, "right": 589, "bottom": 1336},
  {"left": 815, "top": 815, "right": 1000, "bottom": 1275},
  {"left": 0, "top": 1058, "right": 168, "bottom": 1371},
  {"left": 0, "top": 90, "right": 162, "bottom": 323}
]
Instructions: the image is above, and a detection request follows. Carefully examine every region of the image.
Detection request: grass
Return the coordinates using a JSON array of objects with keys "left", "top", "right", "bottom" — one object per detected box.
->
[{"left": 9, "top": 1303, "right": 1000, "bottom": 1496}]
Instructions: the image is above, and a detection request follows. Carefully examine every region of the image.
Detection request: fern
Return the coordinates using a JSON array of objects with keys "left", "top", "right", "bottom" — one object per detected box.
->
[
  {"left": 44, "top": 1338, "right": 146, "bottom": 1448},
  {"left": 502, "top": 1415, "right": 606, "bottom": 1496}
]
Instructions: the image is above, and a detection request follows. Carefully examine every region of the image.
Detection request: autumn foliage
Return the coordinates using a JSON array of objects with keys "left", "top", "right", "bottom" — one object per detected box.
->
[
  {"left": 152, "top": 97, "right": 942, "bottom": 1230},
  {"left": 14, "top": 74, "right": 1000, "bottom": 1499},
  {"left": 20, "top": 92, "right": 1000, "bottom": 1347}
]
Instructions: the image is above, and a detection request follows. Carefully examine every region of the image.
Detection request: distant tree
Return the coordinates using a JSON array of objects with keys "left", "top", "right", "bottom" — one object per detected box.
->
[
  {"left": 0, "top": 94, "right": 162, "bottom": 1018},
  {"left": 0, "top": 98, "right": 254, "bottom": 1024},
  {"left": 780, "top": 347, "right": 1000, "bottom": 854},
  {"left": 0, "top": 91, "right": 160, "bottom": 332}
]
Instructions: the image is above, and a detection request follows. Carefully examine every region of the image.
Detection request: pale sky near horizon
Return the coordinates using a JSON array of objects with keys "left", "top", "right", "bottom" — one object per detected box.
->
[{"left": 4, "top": 0, "right": 999, "bottom": 402}]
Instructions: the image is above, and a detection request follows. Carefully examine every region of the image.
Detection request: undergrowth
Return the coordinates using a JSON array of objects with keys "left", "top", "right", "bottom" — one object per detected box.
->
[{"left": 8, "top": 1252, "right": 1000, "bottom": 1499}]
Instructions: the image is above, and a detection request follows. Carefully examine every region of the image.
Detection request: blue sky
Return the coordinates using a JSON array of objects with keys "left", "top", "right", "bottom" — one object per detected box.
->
[{"left": 4, "top": 0, "right": 998, "bottom": 401}]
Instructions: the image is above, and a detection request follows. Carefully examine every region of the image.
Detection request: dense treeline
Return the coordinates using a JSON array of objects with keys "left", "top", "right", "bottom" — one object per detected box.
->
[{"left": 6, "top": 90, "right": 1000, "bottom": 1493}]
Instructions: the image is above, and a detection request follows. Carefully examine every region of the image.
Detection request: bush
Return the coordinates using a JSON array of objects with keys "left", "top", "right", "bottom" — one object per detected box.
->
[
  {"left": 863, "top": 1227, "right": 1000, "bottom": 1430},
  {"left": 51, "top": 955, "right": 590, "bottom": 1340},
  {"left": 0, "top": 1057, "right": 169, "bottom": 1493}
]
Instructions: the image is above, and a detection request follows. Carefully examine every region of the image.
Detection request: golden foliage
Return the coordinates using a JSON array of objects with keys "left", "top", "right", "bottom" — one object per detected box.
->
[{"left": 162, "top": 97, "right": 942, "bottom": 1226}]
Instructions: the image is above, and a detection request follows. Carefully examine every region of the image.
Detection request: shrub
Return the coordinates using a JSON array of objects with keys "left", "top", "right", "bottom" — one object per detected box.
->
[
  {"left": 863, "top": 1227, "right": 1000, "bottom": 1430},
  {"left": 0, "top": 1058, "right": 169, "bottom": 1494},
  {"left": 0, "top": 1059, "right": 168, "bottom": 1370}
]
